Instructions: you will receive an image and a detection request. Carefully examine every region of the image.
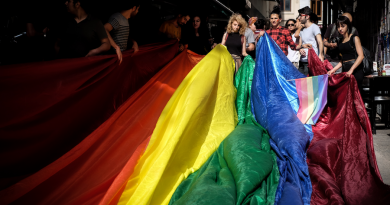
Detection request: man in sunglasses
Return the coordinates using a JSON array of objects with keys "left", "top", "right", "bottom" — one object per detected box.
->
[{"left": 296, "top": 6, "right": 324, "bottom": 76}]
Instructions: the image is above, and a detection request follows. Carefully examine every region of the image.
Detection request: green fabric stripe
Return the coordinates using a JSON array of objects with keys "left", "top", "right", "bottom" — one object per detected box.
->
[
  {"left": 168, "top": 55, "right": 280, "bottom": 205},
  {"left": 308, "top": 76, "right": 319, "bottom": 124}
]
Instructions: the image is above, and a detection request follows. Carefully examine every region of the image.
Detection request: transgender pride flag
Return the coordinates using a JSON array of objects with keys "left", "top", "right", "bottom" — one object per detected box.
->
[{"left": 295, "top": 74, "right": 328, "bottom": 125}]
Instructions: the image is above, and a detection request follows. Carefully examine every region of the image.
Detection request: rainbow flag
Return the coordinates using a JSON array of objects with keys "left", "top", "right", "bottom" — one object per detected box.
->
[{"left": 295, "top": 74, "right": 328, "bottom": 125}]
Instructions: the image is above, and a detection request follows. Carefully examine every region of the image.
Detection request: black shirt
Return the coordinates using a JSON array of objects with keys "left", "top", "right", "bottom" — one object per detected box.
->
[
  {"left": 338, "top": 36, "right": 357, "bottom": 61},
  {"left": 59, "top": 15, "right": 107, "bottom": 58},
  {"left": 225, "top": 32, "right": 242, "bottom": 56}
]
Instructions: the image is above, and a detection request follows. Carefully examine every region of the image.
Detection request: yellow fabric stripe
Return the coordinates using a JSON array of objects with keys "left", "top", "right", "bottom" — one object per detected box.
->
[{"left": 118, "top": 45, "right": 238, "bottom": 205}]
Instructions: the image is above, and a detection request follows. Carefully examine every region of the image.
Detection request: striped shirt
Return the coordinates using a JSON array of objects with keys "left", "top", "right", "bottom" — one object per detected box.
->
[{"left": 108, "top": 13, "right": 129, "bottom": 51}]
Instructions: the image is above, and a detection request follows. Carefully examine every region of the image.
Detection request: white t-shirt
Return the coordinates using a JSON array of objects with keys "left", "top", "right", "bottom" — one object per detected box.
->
[
  {"left": 287, "top": 34, "right": 300, "bottom": 63},
  {"left": 300, "top": 23, "right": 321, "bottom": 62}
]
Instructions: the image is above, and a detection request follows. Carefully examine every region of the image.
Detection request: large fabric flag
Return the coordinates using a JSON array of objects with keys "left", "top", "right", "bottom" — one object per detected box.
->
[
  {"left": 0, "top": 40, "right": 178, "bottom": 187},
  {"left": 307, "top": 48, "right": 390, "bottom": 204},
  {"left": 251, "top": 33, "right": 313, "bottom": 205},
  {"left": 117, "top": 45, "right": 238, "bottom": 205},
  {"left": 168, "top": 55, "right": 280, "bottom": 205},
  {"left": 295, "top": 75, "right": 328, "bottom": 125},
  {"left": 0, "top": 49, "right": 203, "bottom": 205}
]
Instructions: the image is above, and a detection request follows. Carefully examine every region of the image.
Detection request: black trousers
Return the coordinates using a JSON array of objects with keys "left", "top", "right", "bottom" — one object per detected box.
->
[{"left": 342, "top": 60, "right": 364, "bottom": 93}]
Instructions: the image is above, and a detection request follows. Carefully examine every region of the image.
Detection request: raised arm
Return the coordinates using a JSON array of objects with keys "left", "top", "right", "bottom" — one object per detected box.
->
[{"left": 286, "top": 32, "right": 297, "bottom": 50}]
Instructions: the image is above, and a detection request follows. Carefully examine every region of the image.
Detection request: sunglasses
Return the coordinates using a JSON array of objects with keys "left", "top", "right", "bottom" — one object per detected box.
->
[
  {"left": 287, "top": 24, "right": 295, "bottom": 26},
  {"left": 300, "top": 14, "right": 308, "bottom": 17}
]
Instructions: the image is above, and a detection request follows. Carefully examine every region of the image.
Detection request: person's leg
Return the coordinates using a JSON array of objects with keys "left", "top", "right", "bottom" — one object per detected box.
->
[
  {"left": 298, "top": 62, "right": 308, "bottom": 76},
  {"left": 353, "top": 66, "right": 364, "bottom": 94}
]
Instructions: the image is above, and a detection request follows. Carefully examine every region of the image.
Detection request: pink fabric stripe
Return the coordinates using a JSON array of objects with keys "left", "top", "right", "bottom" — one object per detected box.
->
[
  {"left": 295, "top": 79, "right": 303, "bottom": 121},
  {"left": 300, "top": 78, "right": 309, "bottom": 123},
  {"left": 296, "top": 78, "right": 309, "bottom": 123}
]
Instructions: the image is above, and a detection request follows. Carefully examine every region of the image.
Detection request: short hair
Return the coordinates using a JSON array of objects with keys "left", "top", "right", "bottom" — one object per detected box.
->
[
  {"left": 177, "top": 9, "right": 190, "bottom": 18},
  {"left": 120, "top": 0, "right": 141, "bottom": 11},
  {"left": 227, "top": 13, "right": 247, "bottom": 35},
  {"left": 285, "top": 19, "right": 296, "bottom": 28},
  {"left": 336, "top": 16, "right": 353, "bottom": 35},
  {"left": 298, "top": 6, "right": 312, "bottom": 15},
  {"left": 270, "top": 6, "right": 281, "bottom": 19},
  {"left": 254, "top": 19, "right": 266, "bottom": 30},
  {"left": 309, "top": 13, "right": 318, "bottom": 24}
]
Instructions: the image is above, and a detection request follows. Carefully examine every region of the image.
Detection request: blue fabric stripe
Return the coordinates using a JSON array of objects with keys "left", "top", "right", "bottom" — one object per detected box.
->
[{"left": 251, "top": 33, "right": 312, "bottom": 205}]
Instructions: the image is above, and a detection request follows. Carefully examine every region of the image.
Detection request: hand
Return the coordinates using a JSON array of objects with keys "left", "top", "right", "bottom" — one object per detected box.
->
[
  {"left": 330, "top": 43, "right": 337, "bottom": 49},
  {"left": 259, "top": 30, "right": 265, "bottom": 37},
  {"left": 85, "top": 49, "right": 99, "bottom": 57},
  {"left": 132, "top": 42, "right": 139, "bottom": 53},
  {"left": 115, "top": 47, "right": 123, "bottom": 65},
  {"left": 303, "top": 44, "right": 312, "bottom": 49},
  {"left": 345, "top": 70, "right": 353, "bottom": 77},
  {"left": 243, "top": 53, "right": 248, "bottom": 57},
  {"left": 327, "top": 69, "right": 335, "bottom": 75},
  {"left": 299, "top": 49, "right": 306, "bottom": 56},
  {"left": 296, "top": 21, "right": 304, "bottom": 29},
  {"left": 179, "top": 44, "right": 184, "bottom": 52},
  {"left": 319, "top": 54, "right": 324, "bottom": 62},
  {"left": 211, "top": 43, "right": 217, "bottom": 49}
]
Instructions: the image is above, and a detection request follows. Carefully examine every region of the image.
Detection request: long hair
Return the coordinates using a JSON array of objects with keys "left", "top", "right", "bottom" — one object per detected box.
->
[
  {"left": 226, "top": 14, "right": 247, "bottom": 35},
  {"left": 336, "top": 16, "right": 352, "bottom": 36},
  {"left": 285, "top": 19, "right": 296, "bottom": 29},
  {"left": 190, "top": 15, "right": 209, "bottom": 37}
]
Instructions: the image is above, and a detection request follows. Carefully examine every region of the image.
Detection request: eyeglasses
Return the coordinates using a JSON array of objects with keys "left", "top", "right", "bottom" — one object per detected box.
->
[
  {"left": 287, "top": 24, "right": 295, "bottom": 26},
  {"left": 300, "top": 14, "right": 308, "bottom": 17}
]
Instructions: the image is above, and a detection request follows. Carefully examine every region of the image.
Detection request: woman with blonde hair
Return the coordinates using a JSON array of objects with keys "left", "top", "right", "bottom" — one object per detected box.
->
[{"left": 222, "top": 14, "right": 248, "bottom": 73}]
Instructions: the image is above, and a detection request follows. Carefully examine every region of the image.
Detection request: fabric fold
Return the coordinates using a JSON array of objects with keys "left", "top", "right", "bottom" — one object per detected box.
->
[
  {"left": 118, "top": 45, "right": 238, "bottom": 205},
  {"left": 0, "top": 40, "right": 179, "bottom": 188},
  {"left": 0, "top": 49, "right": 203, "bottom": 205},
  {"left": 168, "top": 55, "right": 280, "bottom": 205},
  {"left": 307, "top": 48, "right": 390, "bottom": 205},
  {"left": 251, "top": 33, "right": 312, "bottom": 205}
]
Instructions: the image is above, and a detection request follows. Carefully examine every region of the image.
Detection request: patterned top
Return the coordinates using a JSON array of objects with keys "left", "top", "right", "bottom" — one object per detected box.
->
[
  {"left": 266, "top": 26, "right": 297, "bottom": 56},
  {"left": 159, "top": 19, "right": 181, "bottom": 40},
  {"left": 108, "top": 13, "right": 129, "bottom": 51}
]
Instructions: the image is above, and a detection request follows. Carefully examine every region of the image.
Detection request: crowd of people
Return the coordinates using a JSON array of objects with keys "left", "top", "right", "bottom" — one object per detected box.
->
[
  {"left": 8, "top": 1, "right": 365, "bottom": 92},
  {"left": 217, "top": 6, "right": 365, "bottom": 93}
]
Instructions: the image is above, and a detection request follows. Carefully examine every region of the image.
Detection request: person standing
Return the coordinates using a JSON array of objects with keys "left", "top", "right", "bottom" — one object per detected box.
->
[
  {"left": 159, "top": 12, "right": 191, "bottom": 52},
  {"left": 327, "top": 16, "right": 364, "bottom": 92},
  {"left": 259, "top": 6, "right": 301, "bottom": 56},
  {"left": 104, "top": 1, "right": 140, "bottom": 65},
  {"left": 221, "top": 14, "right": 248, "bottom": 74},
  {"left": 236, "top": 11, "right": 256, "bottom": 54},
  {"left": 184, "top": 15, "right": 211, "bottom": 55},
  {"left": 248, "top": 17, "right": 265, "bottom": 60},
  {"left": 57, "top": 0, "right": 110, "bottom": 58},
  {"left": 297, "top": 6, "right": 324, "bottom": 76},
  {"left": 285, "top": 19, "right": 302, "bottom": 68},
  {"left": 324, "top": 12, "right": 359, "bottom": 74}
]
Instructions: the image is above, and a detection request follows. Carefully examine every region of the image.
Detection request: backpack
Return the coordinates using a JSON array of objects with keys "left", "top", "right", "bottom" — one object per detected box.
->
[
  {"left": 328, "top": 23, "right": 356, "bottom": 59},
  {"left": 349, "top": 35, "right": 374, "bottom": 76}
]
